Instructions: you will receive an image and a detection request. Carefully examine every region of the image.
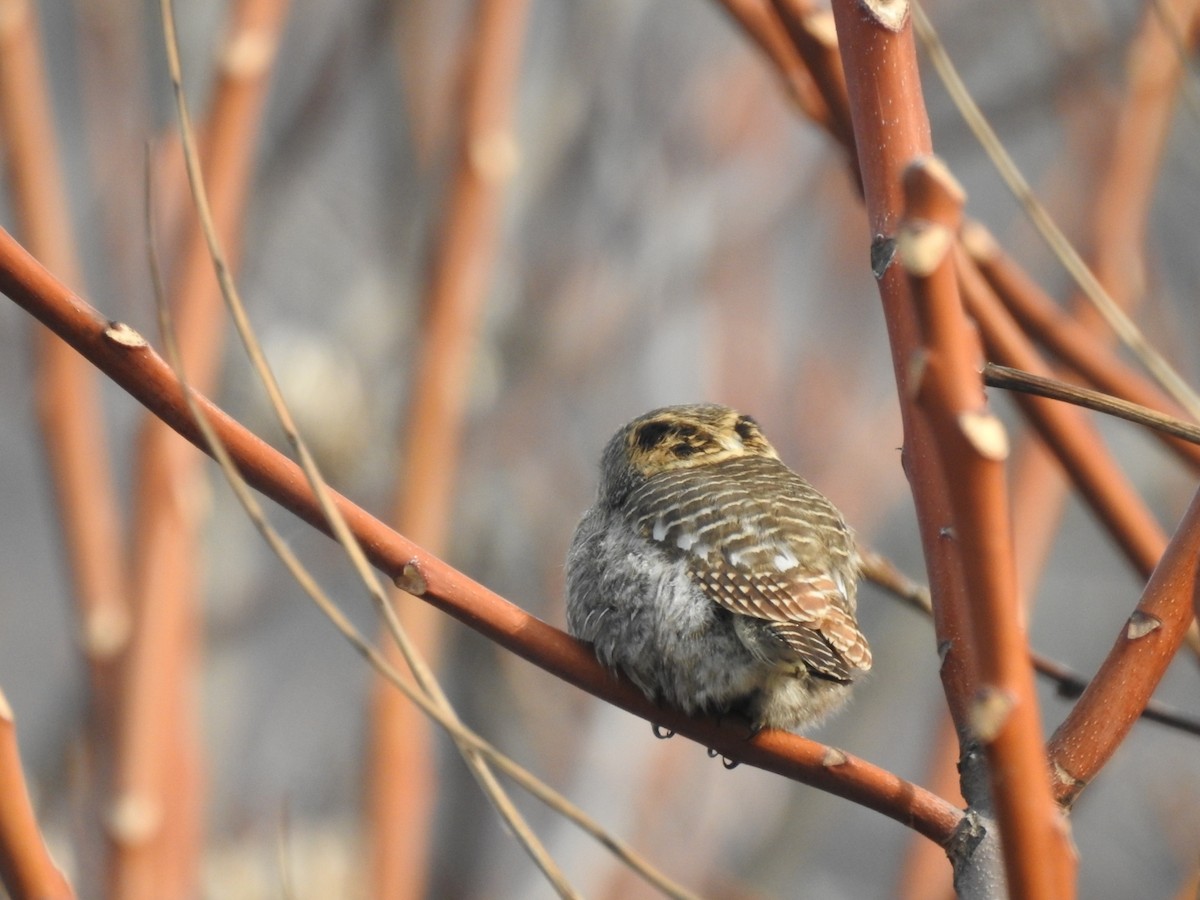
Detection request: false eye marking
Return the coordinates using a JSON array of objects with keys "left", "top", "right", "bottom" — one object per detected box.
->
[
  {"left": 633, "top": 420, "right": 673, "bottom": 450},
  {"left": 734, "top": 415, "right": 758, "bottom": 442}
]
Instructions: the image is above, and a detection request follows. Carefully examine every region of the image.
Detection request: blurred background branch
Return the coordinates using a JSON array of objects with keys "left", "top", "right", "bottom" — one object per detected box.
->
[{"left": 0, "top": 0, "right": 1199, "bottom": 897}]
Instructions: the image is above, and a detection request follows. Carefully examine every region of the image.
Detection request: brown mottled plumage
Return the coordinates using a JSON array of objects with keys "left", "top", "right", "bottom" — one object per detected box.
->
[{"left": 566, "top": 404, "right": 870, "bottom": 731}]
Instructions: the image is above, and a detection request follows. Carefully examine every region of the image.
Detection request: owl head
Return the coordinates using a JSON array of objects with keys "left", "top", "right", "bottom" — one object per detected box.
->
[{"left": 596, "top": 404, "right": 780, "bottom": 506}]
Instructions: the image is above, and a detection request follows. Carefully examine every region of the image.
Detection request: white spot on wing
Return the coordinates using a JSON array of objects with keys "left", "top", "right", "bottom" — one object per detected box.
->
[
  {"left": 652, "top": 518, "right": 668, "bottom": 541},
  {"left": 833, "top": 570, "right": 849, "bottom": 600},
  {"left": 772, "top": 546, "right": 800, "bottom": 572},
  {"left": 676, "top": 531, "right": 698, "bottom": 551}
]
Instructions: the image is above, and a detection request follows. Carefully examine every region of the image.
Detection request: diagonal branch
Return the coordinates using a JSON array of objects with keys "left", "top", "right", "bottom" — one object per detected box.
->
[
  {"left": 1047, "top": 484, "right": 1200, "bottom": 804},
  {"left": 0, "top": 225, "right": 962, "bottom": 848},
  {"left": 962, "top": 223, "right": 1200, "bottom": 473},
  {"left": 983, "top": 364, "right": 1200, "bottom": 446}
]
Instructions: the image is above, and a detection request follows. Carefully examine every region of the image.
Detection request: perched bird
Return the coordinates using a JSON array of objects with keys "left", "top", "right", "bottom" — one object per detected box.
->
[{"left": 566, "top": 404, "right": 871, "bottom": 732}]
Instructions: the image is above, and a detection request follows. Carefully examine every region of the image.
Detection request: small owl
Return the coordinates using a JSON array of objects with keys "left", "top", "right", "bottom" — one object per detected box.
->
[{"left": 566, "top": 404, "right": 871, "bottom": 732}]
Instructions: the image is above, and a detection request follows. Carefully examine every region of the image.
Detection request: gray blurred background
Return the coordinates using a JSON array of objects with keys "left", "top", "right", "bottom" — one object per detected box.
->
[{"left": 1, "top": 0, "right": 1199, "bottom": 897}]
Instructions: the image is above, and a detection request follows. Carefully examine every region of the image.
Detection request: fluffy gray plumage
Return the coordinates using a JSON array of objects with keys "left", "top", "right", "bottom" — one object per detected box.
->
[{"left": 566, "top": 404, "right": 870, "bottom": 732}]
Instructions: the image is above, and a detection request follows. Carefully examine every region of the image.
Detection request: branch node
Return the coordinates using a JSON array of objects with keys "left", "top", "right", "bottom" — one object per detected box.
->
[
  {"left": 947, "top": 809, "right": 988, "bottom": 861},
  {"left": 469, "top": 130, "right": 520, "bottom": 184},
  {"left": 897, "top": 220, "right": 954, "bottom": 276},
  {"left": 83, "top": 604, "right": 132, "bottom": 660},
  {"left": 968, "top": 686, "right": 1015, "bottom": 743},
  {"left": 858, "top": 0, "right": 909, "bottom": 32},
  {"left": 1051, "top": 760, "right": 1085, "bottom": 799},
  {"left": 1125, "top": 610, "right": 1163, "bottom": 640},
  {"left": 959, "top": 219, "right": 998, "bottom": 262},
  {"left": 394, "top": 560, "right": 428, "bottom": 596},
  {"left": 956, "top": 410, "right": 1010, "bottom": 461},
  {"left": 937, "top": 639, "right": 953, "bottom": 665},
  {"left": 221, "top": 27, "right": 279, "bottom": 79},
  {"left": 104, "top": 321, "right": 148, "bottom": 348},
  {"left": 821, "top": 746, "right": 849, "bottom": 767},
  {"left": 106, "top": 792, "right": 163, "bottom": 844},
  {"left": 869, "top": 233, "right": 897, "bottom": 279}
]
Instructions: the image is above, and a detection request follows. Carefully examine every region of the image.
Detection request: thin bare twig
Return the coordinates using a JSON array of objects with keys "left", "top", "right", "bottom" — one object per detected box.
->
[
  {"left": 862, "top": 550, "right": 1200, "bottom": 738},
  {"left": 0, "top": 221, "right": 963, "bottom": 848},
  {"left": 369, "top": 0, "right": 531, "bottom": 893},
  {"left": 984, "top": 364, "right": 1200, "bottom": 445},
  {"left": 961, "top": 222, "right": 1200, "bottom": 473},
  {"left": 157, "top": 3, "right": 579, "bottom": 895},
  {"left": 912, "top": 2, "right": 1200, "bottom": 422},
  {"left": 111, "top": 3, "right": 292, "bottom": 895}
]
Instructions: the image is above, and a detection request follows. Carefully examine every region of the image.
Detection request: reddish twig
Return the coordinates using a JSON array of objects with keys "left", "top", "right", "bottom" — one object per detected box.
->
[
  {"left": 712, "top": 0, "right": 835, "bottom": 133},
  {"left": 0, "top": 226, "right": 962, "bottom": 849},
  {"left": 963, "top": 223, "right": 1200, "bottom": 473},
  {"left": 0, "top": 0, "right": 130, "bottom": 698},
  {"left": 827, "top": 0, "right": 982, "bottom": 755},
  {"left": 769, "top": 0, "right": 856, "bottom": 159},
  {"left": 1081, "top": 0, "right": 1200, "bottom": 327},
  {"left": 900, "top": 155, "right": 1073, "bottom": 898},
  {"left": 108, "top": 2, "right": 292, "bottom": 896},
  {"left": 956, "top": 251, "right": 1168, "bottom": 579},
  {"left": 0, "top": 689, "right": 75, "bottom": 900},
  {"left": 368, "top": 0, "right": 532, "bottom": 895},
  {"left": 1047, "top": 483, "right": 1200, "bottom": 804}
]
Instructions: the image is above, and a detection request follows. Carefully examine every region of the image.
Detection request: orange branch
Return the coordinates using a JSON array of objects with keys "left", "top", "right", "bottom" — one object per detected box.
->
[
  {"left": 0, "top": 226, "right": 963, "bottom": 849},
  {"left": 1047, "top": 483, "right": 1200, "bottom": 803},
  {"left": 108, "top": 1, "right": 292, "bottom": 896},
  {"left": 964, "top": 224, "right": 1200, "bottom": 473},
  {"left": 956, "top": 251, "right": 1168, "bottom": 579},
  {"left": 368, "top": 0, "right": 531, "bottom": 896},
  {"left": 0, "top": 690, "right": 74, "bottom": 900},
  {"left": 0, "top": 0, "right": 130, "bottom": 701},
  {"left": 900, "top": 155, "right": 1074, "bottom": 898},
  {"left": 828, "top": 0, "right": 980, "bottom": 746},
  {"left": 712, "top": 0, "right": 834, "bottom": 132}
]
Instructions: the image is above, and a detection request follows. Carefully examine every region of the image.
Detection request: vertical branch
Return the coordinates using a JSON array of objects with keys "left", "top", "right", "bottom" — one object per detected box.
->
[
  {"left": 107, "top": 2, "right": 290, "bottom": 896},
  {"left": 367, "top": 0, "right": 531, "bottom": 897},
  {"left": 0, "top": 690, "right": 74, "bottom": 900},
  {"left": 827, "top": 0, "right": 980, "bottom": 745},
  {"left": 900, "top": 156, "right": 1074, "bottom": 898},
  {"left": 956, "top": 251, "right": 1168, "bottom": 579},
  {"left": 0, "top": 0, "right": 130, "bottom": 711}
]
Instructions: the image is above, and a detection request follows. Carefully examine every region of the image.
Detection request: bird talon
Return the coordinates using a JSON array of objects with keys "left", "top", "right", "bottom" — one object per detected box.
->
[{"left": 652, "top": 723, "right": 675, "bottom": 739}]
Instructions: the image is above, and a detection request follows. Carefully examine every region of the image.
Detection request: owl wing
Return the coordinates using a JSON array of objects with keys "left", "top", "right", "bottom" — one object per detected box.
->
[{"left": 630, "top": 461, "right": 872, "bottom": 681}]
